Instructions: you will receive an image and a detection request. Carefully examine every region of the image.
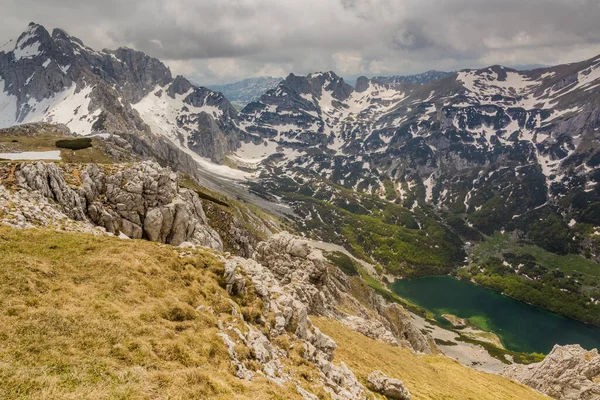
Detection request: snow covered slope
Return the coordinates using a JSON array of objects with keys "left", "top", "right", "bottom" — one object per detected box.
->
[
  {"left": 233, "top": 57, "right": 600, "bottom": 256},
  {"left": 0, "top": 23, "right": 241, "bottom": 163}
]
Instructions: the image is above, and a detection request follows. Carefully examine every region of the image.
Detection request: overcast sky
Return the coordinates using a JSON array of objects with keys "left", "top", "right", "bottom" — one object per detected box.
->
[{"left": 2, "top": 0, "right": 600, "bottom": 85}]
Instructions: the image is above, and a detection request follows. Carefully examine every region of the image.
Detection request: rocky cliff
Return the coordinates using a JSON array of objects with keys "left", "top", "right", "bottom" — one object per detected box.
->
[
  {"left": 504, "top": 344, "right": 600, "bottom": 400},
  {"left": 0, "top": 160, "right": 274, "bottom": 256},
  {"left": 219, "top": 232, "right": 430, "bottom": 399}
]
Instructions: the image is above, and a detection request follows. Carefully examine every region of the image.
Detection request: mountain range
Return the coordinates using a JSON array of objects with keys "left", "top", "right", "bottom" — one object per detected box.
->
[
  {"left": 3, "top": 21, "right": 600, "bottom": 265},
  {"left": 208, "top": 76, "right": 283, "bottom": 109},
  {"left": 1, "top": 22, "right": 600, "bottom": 399},
  {"left": 4, "top": 22, "right": 600, "bottom": 260}
]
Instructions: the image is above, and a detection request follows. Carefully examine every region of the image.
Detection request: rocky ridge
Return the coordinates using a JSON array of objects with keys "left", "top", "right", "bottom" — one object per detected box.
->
[
  {"left": 0, "top": 160, "right": 272, "bottom": 255},
  {"left": 504, "top": 344, "right": 600, "bottom": 400},
  {"left": 230, "top": 55, "right": 600, "bottom": 261},
  {"left": 0, "top": 23, "right": 241, "bottom": 163},
  {"left": 219, "top": 232, "right": 425, "bottom": 399}
]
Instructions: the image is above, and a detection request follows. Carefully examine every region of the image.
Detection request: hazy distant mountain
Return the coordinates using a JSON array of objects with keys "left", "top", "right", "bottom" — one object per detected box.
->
[
  {"left": 371, "top": 70, "right": 453, "bottom": 85},
  {"left": 209, "top": 77, "right": 283, "bottom": 109}
]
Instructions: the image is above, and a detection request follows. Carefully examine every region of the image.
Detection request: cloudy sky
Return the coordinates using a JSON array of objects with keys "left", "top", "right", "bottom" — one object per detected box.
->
[{"left": 2, "top": 0, "right": 600, "bottom": 85}]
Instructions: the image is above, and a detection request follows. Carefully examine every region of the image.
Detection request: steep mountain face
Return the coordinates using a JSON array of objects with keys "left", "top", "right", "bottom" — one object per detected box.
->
[
  {"left": 504, "top": 344, "right": 600, "bottom": 399},
  {"left": 4, "top": 24, "right": 600, "bottom": 241},
  {"left": 209, "top": 76, "right": 283, "bottom": 109},
  {"left": 232, "top": 59, "right": 600, "bottom": 258},
  {"left": 0, "top": 23, "right": 241, "bottom": 162}
]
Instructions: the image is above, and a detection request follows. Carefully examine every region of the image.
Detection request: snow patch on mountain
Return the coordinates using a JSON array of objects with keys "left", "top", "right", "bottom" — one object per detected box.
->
[
  {"left": 133, "top": 85, "right": 224, "bottom": 143},
  {"left": 0, "top": 79, "right": 18, "bottom": 129}
]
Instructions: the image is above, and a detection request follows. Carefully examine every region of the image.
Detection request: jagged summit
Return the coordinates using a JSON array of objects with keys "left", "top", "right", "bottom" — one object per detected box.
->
[{"left": 0, "top": 23, "right": 241, "bottom": 162}]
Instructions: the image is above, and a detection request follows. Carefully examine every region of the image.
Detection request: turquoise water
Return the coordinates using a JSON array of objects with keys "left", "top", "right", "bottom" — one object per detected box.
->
[{"left": 390, "top": 276, "right": 600, "bottom": 354}]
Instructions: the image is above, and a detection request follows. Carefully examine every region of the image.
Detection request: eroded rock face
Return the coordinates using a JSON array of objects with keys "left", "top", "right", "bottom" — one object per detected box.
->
[
  {"left": 12, "top": 161, "right": 223, "bottom": 249},
  {"left": 249, "top": 233, "right": 431, "bottom": 353},
  {"left": 0, "top": 185, "right": 101, "bottom": 235},
  {"left": 222, "top": 237, "right": 367, "bottom": 399},
  {"left": 15, "top": 162, "right": 86, "bottom": 220},
  {"left": 220, "top": 233, "right": 430, "bottom": 399},
  {"left": 367, "top": 370, "right": 411, "bottom": 400},
  {"left": 503, "top": 344, "right": 600, "bottom": 400}
]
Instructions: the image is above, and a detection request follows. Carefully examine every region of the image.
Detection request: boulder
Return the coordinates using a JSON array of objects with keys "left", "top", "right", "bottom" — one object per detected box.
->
[{"left": 367, "top": 370, "right": 411, "bottom": 400}]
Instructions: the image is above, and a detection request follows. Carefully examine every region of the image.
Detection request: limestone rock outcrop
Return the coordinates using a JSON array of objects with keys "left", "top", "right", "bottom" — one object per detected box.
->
[
  {"left": 220, "top": 233, "right": 431, "bottom": 399},
  {"left": 11, "top": 161, "right": 223, "bottom": 249},
  {"left": 503, "top": 344, "right": 600, "bottom": 400},
  {"left": 0, "top": 185, "right": 101, "bottom": 235},
  {"left": 250, "top": 233, "right": 431, "bottom": 353},
  {"left": 367, "top": 370, "right": 411, "bottom": 400}
]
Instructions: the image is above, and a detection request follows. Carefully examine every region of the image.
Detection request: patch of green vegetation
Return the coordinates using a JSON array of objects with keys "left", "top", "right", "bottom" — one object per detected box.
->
[
  {"left": 382, "top": 178, "right": 396, "bottom": 201},
  {"left": 196, "top": 190, "right": 230, "bottom": 207},
  {"left": 472, "top": 232, "right": 600, "bottom": 279},
  {"left": 279, "top": 192, "right": 463, "bottom": 276},
  {"left": 467, "top": 232, "right": 600, "bottom": 326},
  {"left": 434, "top": 339, "right": 458, "bottom": 346},
  {"left": 455, "top": 336, "right": 544, "bottom": 365},
  {"left": 467, "top": 315, "right": 492, "bottom": 332},
  {"left": 326, "top": 251, "right": 359, "bottom": 276},
  {"left": 55, "top": 138, "right": 93, "bottom": 150},
  {"left": 248, "top": 169, "right": 465, "bottom": 276}
]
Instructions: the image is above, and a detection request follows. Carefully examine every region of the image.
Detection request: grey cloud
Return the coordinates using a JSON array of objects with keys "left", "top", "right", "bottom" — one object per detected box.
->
[{"left": 1, "top": 0, "right": 600, "bottom": 84}]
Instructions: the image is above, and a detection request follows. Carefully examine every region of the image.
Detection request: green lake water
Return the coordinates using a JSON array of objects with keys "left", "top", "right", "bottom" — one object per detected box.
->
[{"left": 390, "top": 276, "right": 600, "bottom": 354}]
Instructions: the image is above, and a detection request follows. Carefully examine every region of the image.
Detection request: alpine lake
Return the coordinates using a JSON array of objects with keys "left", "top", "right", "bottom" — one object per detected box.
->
[{"left": 390, "top": 276, "right": 600, "bottom": 354}]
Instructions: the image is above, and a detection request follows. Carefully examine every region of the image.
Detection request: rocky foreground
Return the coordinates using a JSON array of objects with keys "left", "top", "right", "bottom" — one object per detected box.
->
[
  {"left": 0, "top": 159, "right": 598, "bottom": 399},
  {"left": 505, "top": 344, "right": 600, "bottom": 400},
  {"left": 0, "top": 160, "right": 271, "bottom": 256}
]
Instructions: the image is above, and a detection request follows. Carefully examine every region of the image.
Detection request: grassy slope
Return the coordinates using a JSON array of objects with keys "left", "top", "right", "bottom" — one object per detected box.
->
[
  {"left": 314, "top": 318, "right": 546, "bottom": 400},
  {"left": 0, "top": 226, "right": 547, "bottom": 399},
  {"left": 471, "top": 232, "right": 600, "bottom": 279},
  {"left": 0, "top": 226, "right": 308, "bottom": 400}
]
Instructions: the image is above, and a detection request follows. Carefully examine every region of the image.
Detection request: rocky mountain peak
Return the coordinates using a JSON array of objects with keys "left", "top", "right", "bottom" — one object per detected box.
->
[
  {"left": 0, "top": 23, "right": 58, "bottom": 65},
  {"left": 275, "top": 71, "right": 354, "bottom": 104},
  {"left": 167, "top": 75, "right": 193, "bottom": 98},
  {"left": 355, "top": 76, "right": 370, "bottom": 92},
  {"left": 0, "top": 23, "right": 243, "bottom": 163},
  {"left": 105, "top": 47, "right": 172, "bottom": 103}
]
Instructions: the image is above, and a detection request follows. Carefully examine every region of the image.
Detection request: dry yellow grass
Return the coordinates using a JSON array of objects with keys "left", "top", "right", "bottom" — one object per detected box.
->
[
  {"left": 313, "top": 318, "right": 547, "bottom": 400},
  {"left": 0, "top": 226, "right": 310, "bottom": 400},
  {"left": 0, "top": 225, "right": 547, "bottom": 400}
]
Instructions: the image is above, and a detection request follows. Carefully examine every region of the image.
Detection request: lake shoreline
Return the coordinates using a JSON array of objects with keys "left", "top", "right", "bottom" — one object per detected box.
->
[
  {"left": 398, "top": 273, "right": 600, "bottom": 330},
  {"left": 390, "top": 275, "right": 600, "bottom": 355}
]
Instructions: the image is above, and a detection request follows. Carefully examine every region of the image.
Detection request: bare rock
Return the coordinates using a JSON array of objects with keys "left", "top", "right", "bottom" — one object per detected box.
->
[
  {"left": 341, "top": 316, "right": 399, "bottom": 346},
  {"left": 15, "top": 162, "right": 86, "bottom": 220},
  {"left": 367, "top": 370, "right": 411, "bottom": 400},
  {"left": 503, "top": 344, "right": 600, "bottom": 400},
  {"left": 442, "top": 313, "right": 467, "bottom": 329},
  {"left": 224, "top": 259, "right": 246, "bottom": 296},
  {"left": 12, "top": 161, "right": 223, "bottom": 250}
]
